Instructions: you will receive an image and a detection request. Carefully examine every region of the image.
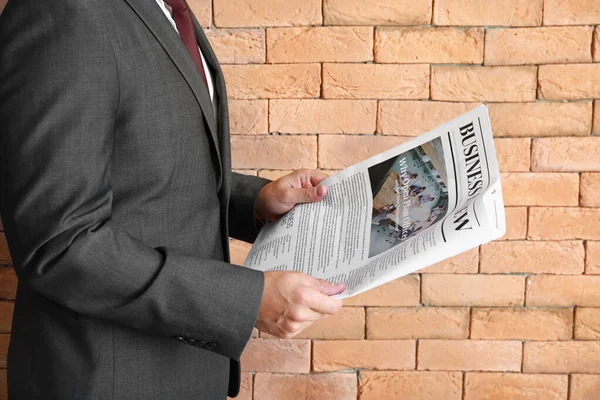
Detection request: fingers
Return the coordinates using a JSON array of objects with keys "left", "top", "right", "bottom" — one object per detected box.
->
[
  {"left": 285, "top": 185, "right": 327, "bottom": 205},
  {"left": 304, "top": 170, "right": 329, "bottom": 186},
  {"left": 295, "top": 286, "right": 343, "bottom": 315}
]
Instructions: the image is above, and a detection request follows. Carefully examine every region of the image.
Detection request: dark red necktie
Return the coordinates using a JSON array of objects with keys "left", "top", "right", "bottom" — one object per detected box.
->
[{"left": 165, "top": 0, "right": 208, "bottom": 87}]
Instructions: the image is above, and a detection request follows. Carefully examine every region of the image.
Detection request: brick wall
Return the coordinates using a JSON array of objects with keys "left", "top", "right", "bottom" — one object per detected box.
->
[{"left": 2, "top": 0, "right": 600, "bottom": 399}]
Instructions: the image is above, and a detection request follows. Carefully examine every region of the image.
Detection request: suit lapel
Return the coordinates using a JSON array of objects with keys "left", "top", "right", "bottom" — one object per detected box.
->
[{"left": 122, "top": 0, "right": 222, "bottom": 179}]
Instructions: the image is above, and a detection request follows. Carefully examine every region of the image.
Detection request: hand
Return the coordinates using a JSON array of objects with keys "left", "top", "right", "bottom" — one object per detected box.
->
[
  {"left": 255, "top": 169, "right": 328, "bottom": 222},
  {"left": 256, "top": 271, "right": 346, "bottom": 339}
]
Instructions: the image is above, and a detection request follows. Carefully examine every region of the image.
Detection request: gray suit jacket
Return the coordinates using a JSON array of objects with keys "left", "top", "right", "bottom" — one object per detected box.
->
[{"left": 0, "top": 0, "right": 269, "bottom": 398}]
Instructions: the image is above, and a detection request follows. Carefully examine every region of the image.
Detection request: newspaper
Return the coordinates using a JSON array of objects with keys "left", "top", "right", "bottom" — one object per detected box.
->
[{"left": 244, "top": 105, "right": 505, "bottom": 299}]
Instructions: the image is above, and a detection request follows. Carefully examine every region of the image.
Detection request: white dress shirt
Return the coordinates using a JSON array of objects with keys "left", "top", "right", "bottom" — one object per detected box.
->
[{"left": 155, "top": 0, "right": 215, "bottom": 104}]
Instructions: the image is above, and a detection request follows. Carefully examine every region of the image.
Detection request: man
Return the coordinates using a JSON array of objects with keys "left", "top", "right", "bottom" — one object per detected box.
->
[{"left": 0, "top": 0, "right": 345, "bottom": 398}]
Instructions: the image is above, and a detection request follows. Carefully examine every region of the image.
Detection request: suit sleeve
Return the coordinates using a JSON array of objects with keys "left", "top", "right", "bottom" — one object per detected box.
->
[
  {"left": 0, "top": 0, "right": 262, "bottom": 361},
  {"left": 228, "top": 173, "right": 271, "bottom": 244}
]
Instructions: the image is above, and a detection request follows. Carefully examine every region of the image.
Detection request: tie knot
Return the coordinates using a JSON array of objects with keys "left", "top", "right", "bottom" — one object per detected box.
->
[{"left": 165, "top": 0, "right": 187, "bottom": 12}]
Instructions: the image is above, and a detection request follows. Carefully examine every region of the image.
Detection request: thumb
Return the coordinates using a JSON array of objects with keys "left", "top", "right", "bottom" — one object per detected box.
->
[
  {"left": 287, "top": 185, "right": 327, "bottom": 205},
  {"left": 309, "top": 278, "right": 346, "bottom": 296}
]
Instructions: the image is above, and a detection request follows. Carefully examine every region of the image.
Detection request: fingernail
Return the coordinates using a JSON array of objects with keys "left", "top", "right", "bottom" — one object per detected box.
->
[{"left": 315, "top": 186, "right": 326, "bottom": 197}]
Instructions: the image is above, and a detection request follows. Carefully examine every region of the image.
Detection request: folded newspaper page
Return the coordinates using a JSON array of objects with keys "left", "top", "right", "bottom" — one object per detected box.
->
[{"left": 244, "top": 105, "right": 506, "bottom": 299}]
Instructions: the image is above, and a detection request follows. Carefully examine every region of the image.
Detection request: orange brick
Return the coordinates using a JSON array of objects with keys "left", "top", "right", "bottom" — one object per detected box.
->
[
  {"left": 529, "top": 207, "right": 600, "bottom": 240},
  {"left": 538, "top": 64, "right": 600, "bottom": 101},
  {"left": 503, "top": 207, "right": 528, "bottom": 240},
  {"left": 240, "top": 339, "right": 310, "bottom": 373},
  {"left": 227, "top": 372, "right": 252, "bottom": 400},
  {"left": 527, "top": 275, "right": 600, "bottom": 307},
  {"left": 0, "top": 302, "right": 13, "bottom": 333},
  {"left": 587, "top": 241, "right": 600, "bottom": 274},
  {"left": 570, "top": 374, "right": 600, "bottom": 400},
  {"left": 465, "top": 373, "right": 568, "bottom": 400},
  {"left": 494, "top": 138, "right": 531, "bottom": 172},
  {"left": 257, "top": 170, "right": 293, "bottom": 180},
  {"left": 222, "top": 64, "right": 321, "bottom": 99},
  {"left": 232, "top": 136, "right": 317, "bottom": 169},
  {"left": 318, "top": 135, "right": 411, "bottom": 169},
  {"left": 431, "top": 66, "right": 537, "bottom": 102},
  {"left": 581, "top": 173, "right": 600, "bottom": 207},
  {"left": 204, "top": 29, "right": 265, "bottom": 64},
  {"left": 343, "top": 275, "right": 420, "bottom": 307},
  {"left": 269, "top": 100, "right": 376, "bottom": 134},
  {"left": 0, "top": 268, "right": 16, "bottom": 300},
  {"left": 322, "top": 64, "right": 429, "bottom": 100},
  {"left": 229, "top": 239, "right": 251, "bottom": 265},
  {"left": 366, "top": 307, "right": 469, "bottom": 339},
  {"left": 323, "top": 0, "right": 432, "bottom": 26},
  {"left": 313, "top": 340, "right": 416, "bottom": 371},
  {"left": 501, "top": 173, "right": 579, "bottom": 206},
  {"left": 0, "top": 235, "right": 10, "bottom": 265},
  {"left": 532, "top": 137, "right": 600, "bottom": 172},
  {"left": 433, "top": 0, "right": 543, "bottom": 26},
  {"left": 418, "top": 340, "right": 522, "bottom": 372},
  {"left": 375, "top": 27, "right": 483, "bottom": 64},
  {"left": 524, "top": 342, "right": 600, "bottom": 373},
  {"left": 421, "top": 248, "right": 478, "bottom": 274},
  {"left": 488, "top": 102, "right": 593, "bottom": 137},
  {"left": 267, "top": 27, "right": 373, "bottom": 63},
  {"left": 261, "top": 307, "right": 365, "bottom": 340},
  {"left": 485, "top": 27, "right": 593, "bottom": 65},
  {"left": 254, "top": 372, "right": 357, "bottom": 400},
  {"left": 471, "top": 308, "right": 573, "bottom": 340},
  {"left": 575, "top": 308, "right": 600, "bottom": 340},
  {"left": 543, "top": 0, "right": 600, "bottom": 25},
  {"left": 213, "top": 0, "right": 321, "bottom": 27},
  {"left": 0, "top": 334, "right": 8, "bottom": 368},
  {"left": 377, "top": 101, "right": 476, "bottom": 136},
  {"left": 422, "top": 274, "right": 525, "bottom": 306},
  {"left": 594, "top": 100, "right": 599, "bottom": 135},
  {"left": 228, "top": 100, "right": 268, "bottom": 135},
  {"left": 188, "top": 0, "right": 211, "bottom": 28},
  {"left": 359, "top": 371, "right": 462, "bottom": 400},
  {"left": 594, "top": 28, "right": 599, "bottom": 62},
  {"left": 481, "top": 240, "right": 584, "bottom": 274}
]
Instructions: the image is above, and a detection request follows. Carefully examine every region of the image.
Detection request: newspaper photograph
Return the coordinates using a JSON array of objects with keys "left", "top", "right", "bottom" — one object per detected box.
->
[{"left": 244, "top": 104, "right": 506, "bottom": 299}]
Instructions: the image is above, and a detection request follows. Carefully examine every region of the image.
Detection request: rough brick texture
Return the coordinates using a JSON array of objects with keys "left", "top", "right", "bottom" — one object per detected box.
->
[
  {"left": 323, "top": 0, "right": 432, "bottom": 26},
  {"left": 528, "top": 207, "right": 600, "bottom": 240},
  {"left": 485, "top": 27, "right": 593, "bottom": 65},
  {"left": 532, "top": 137, "right": 600, "bottom": 172},
  {"left": 313, "top": 340, "right": 416, "bottom": 371},
  {"left": 431, "top": 66, "right": 537, "bottom": 102},
  {"left": 570, "top": 374, "right": 600, "bottom": 400},
  {"left": 471, "top": 308, "right": 573, "bottom": 340},
  {"left": 433, "top": 0, "right": 543, "bottom": 26},
  {"left": 526, "top": 275, "right": 600, "bottom": 306},
  {"left": 2, "top": 0, "right": 600, "bottom": 398},
  {"left": 538, "top": 64, "right": 600, "bottom": 101},
  {"left": 367, "top": 307, "right": 469, "bottom": 339},
  {"left": 323, "top": 64, "right": 430, "bottom": 100},
  {"left": 254, "top": 373, "right": 357, "bottom": 400},
  {"left": 488, "top": 102, "right": 593, "bottom": 137},
  {"left": 543, "top": 0, "right": 600, "bottom": 25},
  {"left": 422, "top": 274, "right": 525, "bottom": 306},
  {"left": 523, "top": 342, "right": 600, "bottom": 373},
  {"left": 575, "top": 308, "right": 600, "bottom": 340},
  {"left": 418, "top": 340, "right": 522, "bottom": 372},
  {"left": 481, "top": 240, "right": 584, "bottom": 274},
  {"left": 465, "top": 373, "right": 568, "bottom": 400},
  {"left": 359, "top": 371, "right": 462, "bottom": 400},
  {"left": 375, "top": 27, "right": 483, "bottom": 64},
  {"left": 500, "top": 172, "right": 579, "bottom": 206},
  {"left": 267, "top": 27, "right": 373, "bottom": 63}
]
